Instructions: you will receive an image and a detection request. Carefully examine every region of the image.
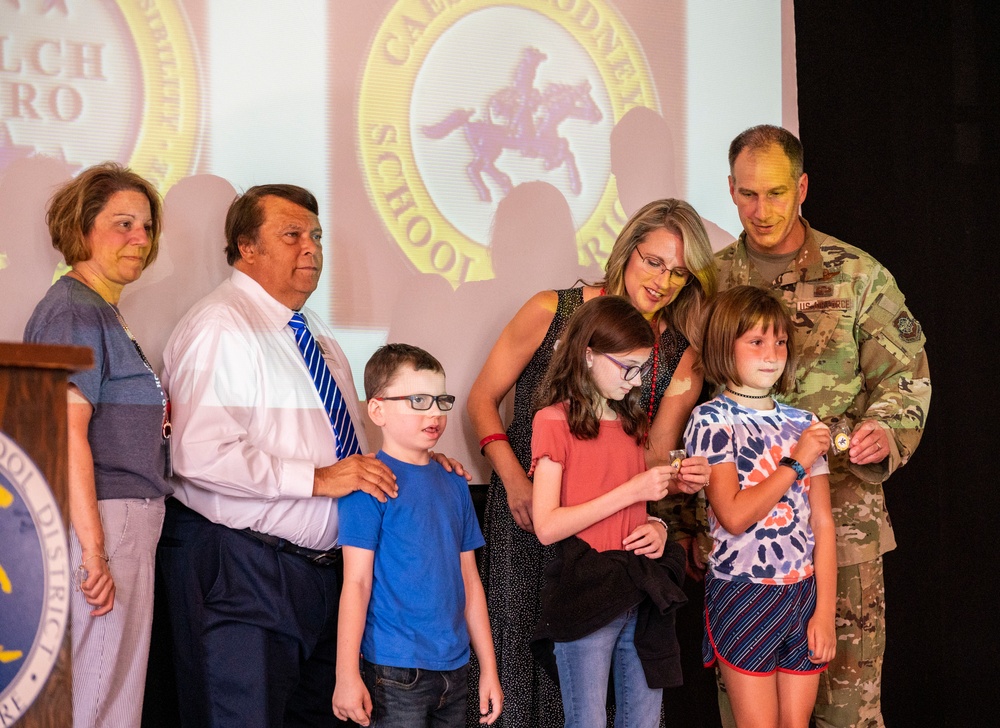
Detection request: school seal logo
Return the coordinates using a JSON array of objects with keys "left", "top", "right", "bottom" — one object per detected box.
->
[
  {"left": 0, "top": 430, "right": 70, "bottom": 724},
  {"left": 0, "top": 0, "right": 200, "bottom": 190},
  {"left": 359, "top": 0, "right": 658, "bottom": 287}
]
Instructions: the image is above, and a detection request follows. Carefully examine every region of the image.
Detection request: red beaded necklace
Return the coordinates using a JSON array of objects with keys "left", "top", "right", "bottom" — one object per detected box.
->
[
  {"left": 644, "top": 336, "right": 661, "bottom": 444},
  {"left": 598, "top": 287, "right": 661, "bottom": 443}
]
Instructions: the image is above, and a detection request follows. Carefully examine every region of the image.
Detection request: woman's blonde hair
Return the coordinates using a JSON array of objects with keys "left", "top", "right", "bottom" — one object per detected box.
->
[{"left": 601, "top": 199, "right": 717, "bottom": 354}]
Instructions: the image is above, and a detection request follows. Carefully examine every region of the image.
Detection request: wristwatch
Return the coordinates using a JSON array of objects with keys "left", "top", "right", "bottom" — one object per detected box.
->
[{"left": 778, "top": 457, "right": 807, "bottom": 481}]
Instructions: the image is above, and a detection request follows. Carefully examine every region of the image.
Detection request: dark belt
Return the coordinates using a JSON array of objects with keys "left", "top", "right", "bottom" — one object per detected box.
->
[{"left": 241, "top": 529, "right": 342, "bottom": 567}]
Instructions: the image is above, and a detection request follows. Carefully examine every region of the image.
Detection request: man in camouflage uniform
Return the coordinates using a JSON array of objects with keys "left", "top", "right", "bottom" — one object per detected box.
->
[{"left": 714, "top": 125, "right": 931, "bottom": 728}]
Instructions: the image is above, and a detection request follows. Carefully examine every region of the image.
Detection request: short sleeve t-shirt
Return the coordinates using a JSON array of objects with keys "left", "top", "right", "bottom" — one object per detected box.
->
[
  {"left": 531, "top": 403, "right": 648, "bottom": 553},
  {"left": 684, "top": 395, "right": 829, "bottom": 585},
  {"left": 23, "top": 276, "right": 170, "bottom": 500},
  {"left": 337, "top": 451, "right": 484, "bottom": 671}
]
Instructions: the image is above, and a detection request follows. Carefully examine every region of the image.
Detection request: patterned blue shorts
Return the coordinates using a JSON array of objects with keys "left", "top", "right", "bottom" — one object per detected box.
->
[{"left": 702, "top": 574, "right": 827, "bottom": 675}]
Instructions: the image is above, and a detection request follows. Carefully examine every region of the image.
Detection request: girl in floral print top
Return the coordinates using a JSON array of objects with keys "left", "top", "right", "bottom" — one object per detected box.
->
[{"left": 684, "top": 286, "right": 837, "bottom": 728}]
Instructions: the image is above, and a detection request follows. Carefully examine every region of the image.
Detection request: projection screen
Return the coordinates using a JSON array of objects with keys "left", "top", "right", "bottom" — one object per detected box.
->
[{"left": 0, "top": 0, "right": 797, "bottom": 481}]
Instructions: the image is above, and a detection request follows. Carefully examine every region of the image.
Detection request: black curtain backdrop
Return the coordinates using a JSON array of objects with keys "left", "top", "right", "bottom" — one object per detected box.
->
[{"left": 794, "top": 2, "right": 996, "bottom": 725}]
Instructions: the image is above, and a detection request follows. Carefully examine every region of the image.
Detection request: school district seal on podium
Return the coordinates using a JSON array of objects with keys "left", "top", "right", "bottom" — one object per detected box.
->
[{"left": 0, "top": 430, "right": 70, "bottom": 724}]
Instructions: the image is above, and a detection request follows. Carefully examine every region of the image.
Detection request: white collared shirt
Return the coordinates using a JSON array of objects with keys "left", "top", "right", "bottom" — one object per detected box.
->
[{"left": 161, "top": 269, "right": 368, "bottom": 550}]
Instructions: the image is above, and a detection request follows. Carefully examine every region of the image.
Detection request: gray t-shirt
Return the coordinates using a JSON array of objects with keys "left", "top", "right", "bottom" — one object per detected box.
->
[
  {"left": 24, "top": 276, "right": 171, "bottom": 500},
  {"left": 747, "top": 245, "right": 798, "bottom": 286}
]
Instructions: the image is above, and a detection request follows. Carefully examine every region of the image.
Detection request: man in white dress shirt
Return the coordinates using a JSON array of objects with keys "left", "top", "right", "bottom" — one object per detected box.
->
[{"left": 159, "top": 184, "right": 399, "bottom": 727}]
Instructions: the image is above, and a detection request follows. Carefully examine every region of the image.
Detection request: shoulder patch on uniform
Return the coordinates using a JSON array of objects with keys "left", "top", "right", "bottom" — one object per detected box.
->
[{"left": 892, "top": 311, "right": 921, "bottom": 343}]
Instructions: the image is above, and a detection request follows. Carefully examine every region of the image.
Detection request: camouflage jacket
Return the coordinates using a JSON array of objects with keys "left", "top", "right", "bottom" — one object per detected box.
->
[{"left": 715, "top": 219, "right": 931, "bottom": 566}]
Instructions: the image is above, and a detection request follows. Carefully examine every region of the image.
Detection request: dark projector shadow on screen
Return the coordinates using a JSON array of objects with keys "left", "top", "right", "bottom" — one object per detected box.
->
[
  {"left": 119, "top": 175, "right": 237, "bottom": 375},
  {"left": 383, "top": 180, "right": 602, "bottom": 483},
  {"left": 0, "top": 156, "right": 74, "bottom": 343},
  {"left": 611, "top": 105, "right": 735, "bottom": 251}
]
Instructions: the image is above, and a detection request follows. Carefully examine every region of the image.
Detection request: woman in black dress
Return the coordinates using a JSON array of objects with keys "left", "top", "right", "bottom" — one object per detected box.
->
[{"left": 468, "top": 199, "right": 718, "bottom": 727}]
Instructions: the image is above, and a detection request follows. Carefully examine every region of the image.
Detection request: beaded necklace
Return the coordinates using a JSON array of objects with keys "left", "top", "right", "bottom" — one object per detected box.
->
[
  {"left": 724, "top": 386, "right": 771, "bottom": 400},
  {"left": 642, "top": 336, "right": 661, "bottom": 446},
  {"left": 108, "top": 305, "right": 171, "bottom": 440},
  {"left": 67, "top": 271, "right": 171, "bottom": 440}
]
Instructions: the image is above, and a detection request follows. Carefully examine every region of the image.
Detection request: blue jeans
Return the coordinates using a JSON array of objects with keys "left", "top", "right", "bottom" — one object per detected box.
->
[
  {"left": 362, "top": 659, "right": 469, "bottom": 727},
  {"left": 554, "top": 607, "right": 662, "bottom": 728}
]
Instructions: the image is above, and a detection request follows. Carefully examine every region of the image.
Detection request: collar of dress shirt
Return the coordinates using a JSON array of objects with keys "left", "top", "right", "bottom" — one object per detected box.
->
[{"left": 229, "top": 268, "right": 303, "bottom": 334}]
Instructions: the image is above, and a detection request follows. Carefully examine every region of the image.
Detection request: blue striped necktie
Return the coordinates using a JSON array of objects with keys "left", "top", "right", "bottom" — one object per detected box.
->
[{"left": 288, "top": 312, "right": 361, "bottom": 460}]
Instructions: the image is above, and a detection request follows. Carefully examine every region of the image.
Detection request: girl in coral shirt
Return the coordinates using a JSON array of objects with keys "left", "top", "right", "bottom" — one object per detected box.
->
[{"left": 531, "top": 295, "right": 686, "bottom": 728}]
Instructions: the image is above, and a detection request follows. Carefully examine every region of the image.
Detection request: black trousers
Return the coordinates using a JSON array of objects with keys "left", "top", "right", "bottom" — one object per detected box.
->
[{"left": 158, "top": 499, "right": 344, "bottom": 728}]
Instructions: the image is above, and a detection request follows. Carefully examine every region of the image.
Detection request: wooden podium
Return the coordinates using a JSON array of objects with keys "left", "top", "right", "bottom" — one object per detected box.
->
[{"left": 0, "top": 342, "right": 92, "bottom": 727}]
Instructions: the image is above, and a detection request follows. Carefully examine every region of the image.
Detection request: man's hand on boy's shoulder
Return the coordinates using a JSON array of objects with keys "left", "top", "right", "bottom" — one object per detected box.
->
[
  {"left": 430, "top": 451, "right": 472, "bottom": 481},
  {"left": 314, "top": 453, "right": 398, "bottom": 501}
]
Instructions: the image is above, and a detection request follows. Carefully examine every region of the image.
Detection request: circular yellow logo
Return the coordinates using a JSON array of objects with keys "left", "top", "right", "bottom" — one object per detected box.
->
[
  {"left": 359, "top": 0, "right": 658, "bottom": 287},
  {"left": 0, "top": 0, "right": 200, "bottom": 191}
]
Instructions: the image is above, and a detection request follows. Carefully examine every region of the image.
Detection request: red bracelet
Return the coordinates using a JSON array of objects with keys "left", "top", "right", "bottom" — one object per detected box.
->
[{"left": 479, "top": 433, "right": 509, "bottom": 455}]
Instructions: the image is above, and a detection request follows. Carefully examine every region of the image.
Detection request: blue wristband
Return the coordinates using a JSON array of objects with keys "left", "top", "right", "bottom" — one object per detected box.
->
[{"left": 779, "top": 457, "right": 807, "bottom": 480}]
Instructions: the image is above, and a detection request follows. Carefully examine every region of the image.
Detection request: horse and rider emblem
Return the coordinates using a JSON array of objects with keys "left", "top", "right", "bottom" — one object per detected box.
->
[
  {"left": 422, "top": 47, "right": 603, "bottom": 202},
  {"left": 359, "top": 1, "right": 654, "bottom": 285}
]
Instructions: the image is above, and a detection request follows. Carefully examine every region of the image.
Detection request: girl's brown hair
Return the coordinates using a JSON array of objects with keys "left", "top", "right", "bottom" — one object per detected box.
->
[
  {"left": 536, "top": 296, "right": 656, "bottom": 444},
  {"left": 701, "top": 285, "right": 798, "bottom": 395}
]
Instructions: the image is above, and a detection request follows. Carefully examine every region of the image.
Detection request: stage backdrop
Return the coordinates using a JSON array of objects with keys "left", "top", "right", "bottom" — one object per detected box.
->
[{"left": 0, "top": 0, "right": 797, "bottom": 481}]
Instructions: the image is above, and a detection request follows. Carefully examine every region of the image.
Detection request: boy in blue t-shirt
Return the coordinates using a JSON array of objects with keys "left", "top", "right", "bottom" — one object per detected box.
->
[{"left": 333, "top": 344, "right": 503, "bottom": 727}]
